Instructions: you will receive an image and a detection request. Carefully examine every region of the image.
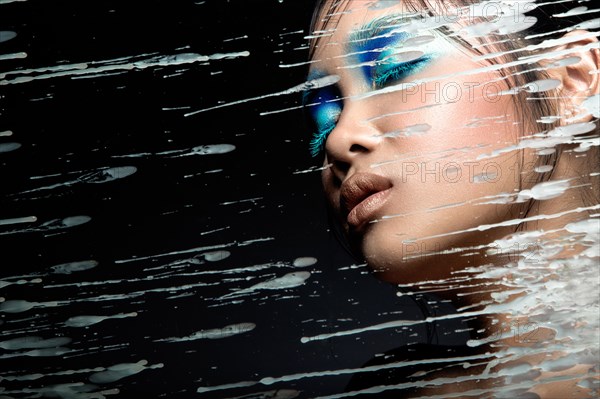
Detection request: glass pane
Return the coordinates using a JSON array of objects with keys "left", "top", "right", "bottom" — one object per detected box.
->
[{"left": 1, "top": 1, "right": 598, "bottom": 398}]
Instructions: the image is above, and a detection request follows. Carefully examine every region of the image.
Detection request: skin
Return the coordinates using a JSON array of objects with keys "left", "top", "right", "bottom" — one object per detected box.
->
[
  {"left": 308, "top": 1, "right": 600, "bottom": 397},
  {"left": 312, "top": 2, "right": 535, "bottom": 286},
  {"left": 309, "top": 2, "right": 599, "bottom": 289}
]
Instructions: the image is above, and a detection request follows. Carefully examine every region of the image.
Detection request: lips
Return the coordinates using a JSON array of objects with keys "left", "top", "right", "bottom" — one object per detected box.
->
[{"left": 340, "top": 173, "right": 393, "bottom": 228}]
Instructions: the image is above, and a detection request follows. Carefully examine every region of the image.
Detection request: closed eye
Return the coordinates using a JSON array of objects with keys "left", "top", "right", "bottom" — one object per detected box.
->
[
  {"left": 308, "top": 104, "right": 341, "bottom": 157},
  {"left": 303, "top": 86, "right": 343, "bottom": 157},
  {"left": 373, "top": 55, "right": 432, "bottom": 89}
]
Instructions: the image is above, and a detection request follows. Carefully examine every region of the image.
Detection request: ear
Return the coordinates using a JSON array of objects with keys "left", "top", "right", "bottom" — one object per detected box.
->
[{"left": 545, "top": 30, "right": 600, "bottom": 120}]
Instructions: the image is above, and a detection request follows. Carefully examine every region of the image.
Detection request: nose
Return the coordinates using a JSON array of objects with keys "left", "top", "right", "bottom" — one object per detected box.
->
[{"left": 325, "top": 104, "right": 381, "bottom": 181}]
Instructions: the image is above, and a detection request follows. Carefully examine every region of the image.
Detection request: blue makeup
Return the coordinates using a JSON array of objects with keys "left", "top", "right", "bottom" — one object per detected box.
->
[
  {"left": 304, "top": 15, "right": 437, "bottom": 156},
  {"left": 351, "top": 29, "right": 412, "bottom": 82},
  {"left": 372, "top": 52, "right": 432, "bottom": 88},
  {"left": 348, "top": 27, "right": 434, "bottom": 89},
  {"left": 303, "top": 84, "right": 342, "bottom": 157}
]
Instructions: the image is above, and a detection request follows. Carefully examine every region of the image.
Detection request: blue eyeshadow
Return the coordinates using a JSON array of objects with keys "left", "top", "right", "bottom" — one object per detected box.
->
[
  {"left": 303, "top": 85, "right": 342, "bottom": 157},
  {"left": 347, "top": 26, "right": 434, "bottom": 89},
  {"left": 350, "top": 30, "right": 412, "bottom": 81},
  {"left": 302, "top": 16, "right": 437, "bottom": 156},
  {"left": 372, "top": 54, "right": 432, "bottom": 88},
  {"left": 355, "top": 31, "right": 410, "bottom": 60}
]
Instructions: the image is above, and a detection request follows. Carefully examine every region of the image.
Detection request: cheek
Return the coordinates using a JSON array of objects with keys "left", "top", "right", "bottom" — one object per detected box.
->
[
  {"left": 371, "top": 67, "right": 516, "bottom": 141},
  {"left": 375, "top": 79, "right": 520, "bottom": 165},
  {"left": 360, "top": 92, "right": 526, "bottom": 279},
  {"left": 360, "top": 218, "right": 517, "bottom": 284}
]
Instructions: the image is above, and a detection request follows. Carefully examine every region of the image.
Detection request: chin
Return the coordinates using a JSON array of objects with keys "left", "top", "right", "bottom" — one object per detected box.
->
[
  {"left": 352, "top": 221, "right": 427, "bottom": 284},
  {"left": 359, "top": 237, "right": 444, "bottom": 285},
  {"left": 356, "top": 221, "right": 495, "bottom": 286}
]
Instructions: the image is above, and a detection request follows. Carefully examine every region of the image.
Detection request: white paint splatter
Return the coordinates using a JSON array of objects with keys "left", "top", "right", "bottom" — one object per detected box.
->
[
  {"left": 249, "top": 272, "right": 311, "bottom": 290},
  {"left": 368, "top": 0, "right": 401, "bottom": 10},
  {"left": 0, "top": 30, "right": 16, "bottom": 43},
  {"left": 155, "top": 322, "right": 256, "bottom": 342},
  {"left": 0, "top": 216, "right": 37, "bottom": 226},
  {"left": 113, "top": 144, "right": 234, "bottom": 158},
  {"left": 51, "top": 260, "right": 98, "bottom": 274},
  {"left": 89, "top": 360, "right": 163, "bottom": 384},
  {"left": 219, "top": 272, "right": 312, "bottom": 300},
  {"left": 553, "top": 6, "right": 598, "bottom": 18},
  {"left": 292, "top": 257, "right": 318, "bottom": 267},
  {"left": 0, "top": 52, "right": 27, "bottom": 61},
  {"left": 0, "top": 142, "right": 21, "bottom": 153},
  {"left": 382, "top": 123, "right": 431, "bottom": 138},
  {"left": 203, "top": 250, "right": 231, "bottom": 262},
  {"left": 170, "top": 144, "right": 235, "bottom": 157},
  {"left": 534, "top": 165, "right": 554, "bottom": 173},
  {"left": 0, "top": 336, "right": 71, "bottom": 350},
  {"left": 517, "top": 179, "right": 571, "bottom": 202},
  {"left": 565, "top": 218, "right": 600, "bottom": 235},
  {"left": 65, "top": 312, "right": 137, "bottom": 328},
  {"left": 0, "top": 51, "right": 250, "bottom": 85},
  {"left": 580, "top": 94, "right": 600, "bottom": 118},
  {"left": 81, "top": 166, "right": 137, "bottom": 183},
  {"left": 0, "top": 299, "right": 60, "bottom": 313}
]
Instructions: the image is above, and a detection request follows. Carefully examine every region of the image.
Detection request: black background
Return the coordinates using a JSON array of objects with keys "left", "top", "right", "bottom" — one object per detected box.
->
[{"left": 0, "top": 1, "right": 470, "bottom": 397}]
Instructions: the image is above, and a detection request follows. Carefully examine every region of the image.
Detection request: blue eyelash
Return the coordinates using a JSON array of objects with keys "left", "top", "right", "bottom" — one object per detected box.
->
[
  {"left": 373, "top": 56, "right": 431, "bottom": 89},
  {"left": 303, "top": 83, "right": 342, "bottom": 157},
  {"left": 309, "top": 123, "right": 336, "bottom": 157},
  {"left": 308, "top": 102, "right": 341, "bottom": 157}
]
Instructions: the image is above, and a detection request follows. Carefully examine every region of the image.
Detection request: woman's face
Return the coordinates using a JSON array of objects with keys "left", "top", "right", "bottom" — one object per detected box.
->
[{"left": 307, "top": 2, "right": 536, "bottom": 283}]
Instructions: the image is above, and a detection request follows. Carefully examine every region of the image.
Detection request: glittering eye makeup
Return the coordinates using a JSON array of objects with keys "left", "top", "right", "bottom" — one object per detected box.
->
[
  {"left": 303, "top": 85, "right": 343, "bottom": 157},
  {"left": 347, "top": 18, "right": 438, "bottom": 89},
  {"left": 303, "top": 16, "right": 441, "bottom": 157},
  {"left": 372, "top": 53, "right": 433, "bottom": 89}
]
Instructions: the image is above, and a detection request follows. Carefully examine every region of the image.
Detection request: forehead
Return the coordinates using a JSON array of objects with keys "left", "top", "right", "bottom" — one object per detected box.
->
[
  {"left": 314, "top": 0, "right": 420, "bottom": 30},
  {"left": 310, "top": 1, "right": 435, "bottom": 63}
]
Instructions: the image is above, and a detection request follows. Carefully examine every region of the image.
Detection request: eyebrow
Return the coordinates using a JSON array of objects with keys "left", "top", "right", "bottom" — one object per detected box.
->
[
  {"left": 304, "top": 14, "right": 418, "bottom": 99},
  {"left": 343, "top": 13, "right": 420, "bottom": 84},
  {"left": 345, "top": 13, "right": 414, "bottom": 53}
]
